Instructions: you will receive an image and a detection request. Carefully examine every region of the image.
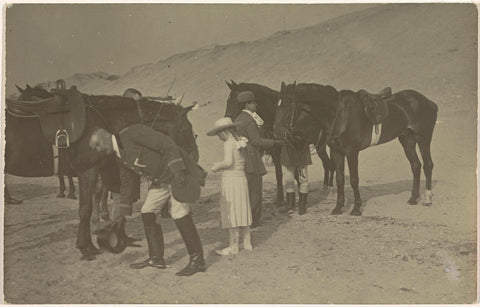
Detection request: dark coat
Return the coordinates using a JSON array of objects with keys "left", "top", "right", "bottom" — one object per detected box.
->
[
  {"left": 117, "top": 124, "right": 206, "bottom": 189},
  {"left": 234, "top": 111, "right": 274, "bottom": 175},
  {"left": 280, "top": 145, "right": 312, "bottom": 168}
]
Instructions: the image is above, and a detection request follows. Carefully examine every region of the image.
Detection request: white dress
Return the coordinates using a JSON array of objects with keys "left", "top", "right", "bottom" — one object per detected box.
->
[{"left": 217, "top": 136, "right": 252, "bottom": 228}]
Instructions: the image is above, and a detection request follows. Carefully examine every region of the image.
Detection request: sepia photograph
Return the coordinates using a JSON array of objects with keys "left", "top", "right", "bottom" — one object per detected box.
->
[{"left": 2, "top": 2, "right": 478, "bottom": 304}]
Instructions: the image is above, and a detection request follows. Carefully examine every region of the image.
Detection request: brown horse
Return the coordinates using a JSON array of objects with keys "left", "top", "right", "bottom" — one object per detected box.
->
[
  {"left": 274, "top": 82, "right": 438, "bottom": 216},
  {"left": 224, "top": 81, "right": 335, "bottom": 204},
  {"left": 6, "top": 85, "right": 199, "bottom": 260}
]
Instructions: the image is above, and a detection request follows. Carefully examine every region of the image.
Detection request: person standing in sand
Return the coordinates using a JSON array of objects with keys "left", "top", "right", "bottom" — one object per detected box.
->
[
  {"left": 234, "top": 91, "right": 285, "bottom": 228},
  {"left": 208, "top": 117, "right": 253, "bottom": 255}
]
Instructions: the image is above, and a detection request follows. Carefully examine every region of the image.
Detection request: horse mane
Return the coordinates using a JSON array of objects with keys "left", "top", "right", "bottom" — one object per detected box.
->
[
  {"left": 238, "top": 82, "right": 280, "bottom": 98},
  {"left": 294, "top": 83, "right": 339, "bottom": 111}
]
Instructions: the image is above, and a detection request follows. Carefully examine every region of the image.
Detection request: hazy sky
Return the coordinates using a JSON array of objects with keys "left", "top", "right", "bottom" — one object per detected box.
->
[{"left": 5, "top": 3, "right": 374, "bottom": 88}]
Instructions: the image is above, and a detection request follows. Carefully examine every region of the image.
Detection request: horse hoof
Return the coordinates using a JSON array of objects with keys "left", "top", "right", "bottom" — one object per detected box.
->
[
  {"left": 423, "top": 202, "right": 432, "bottom": 207},
  {"left": 67, "top": 194, "right": 77, "bottom": 200},
  {"left": 350, "top": 209, "right": 362, "bottom": 216},
  {"left": 80, "top": 254, "right": 96, "bottom": 261},
  {"left": 331, "top": 208, "right": 343, "bottom": 215},
  {"left": 56, "top": 193, "right": 65, "bottom": 198},
  {"left": 85, "top": 246, "right": 103, "bottom": 256},
  {"left": 407, "top": 196, "right": 419, "bottom": 205}
]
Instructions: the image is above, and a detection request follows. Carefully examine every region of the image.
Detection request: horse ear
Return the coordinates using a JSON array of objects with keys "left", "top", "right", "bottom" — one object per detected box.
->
[
  {"left": 281, "top": 82, "right": 286, "bottom": 93},
  {"left": 293, "top": 80, "right": 297, "bottom": 86},
  {"left": 225, "top": 80, "right": 233, "bottom": 90},
  {"left": 26, "top": 84, "right": 32, "bottom": 89},
  {"left": 15, "top": 85, "right": 24, "bottom": 94},
  {"left": 182, "top": 102, "right": 197, "bottom": 114},
  {"left": 231, "top": 80, "right": 238, "bottom": 87}
]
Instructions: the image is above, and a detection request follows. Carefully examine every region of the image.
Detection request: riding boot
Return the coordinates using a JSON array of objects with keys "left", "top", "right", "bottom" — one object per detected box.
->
[
  {"left": 280, "top": 192, "right": 295, "bottom": 213},
  {"left": 130, "top": 213, "right": 167, "bottom": 269},
  {"left": 298, "top": 193, "right": 308, "bottom": 215},
  {"left": 174, "top": 214, "right": 207, "bottom": 276}
]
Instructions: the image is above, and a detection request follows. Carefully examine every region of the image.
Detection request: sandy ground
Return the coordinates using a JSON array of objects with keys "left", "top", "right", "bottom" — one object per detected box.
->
[{"left": 3, "top": 99, "right": 477, "bottom": 304}]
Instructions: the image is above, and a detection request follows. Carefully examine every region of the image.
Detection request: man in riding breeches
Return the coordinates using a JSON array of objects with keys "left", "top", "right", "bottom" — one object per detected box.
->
[
  {"left": 280, "top": 144, "right": 312, "bottom": 215},
  {"left": 89, "top": 124, "right": 207, "bottom": 276}
]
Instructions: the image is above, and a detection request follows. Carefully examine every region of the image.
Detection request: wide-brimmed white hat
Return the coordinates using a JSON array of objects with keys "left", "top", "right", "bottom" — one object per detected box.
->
[{"left": 207, "top": 117, "right": 241, "bottom": 136}]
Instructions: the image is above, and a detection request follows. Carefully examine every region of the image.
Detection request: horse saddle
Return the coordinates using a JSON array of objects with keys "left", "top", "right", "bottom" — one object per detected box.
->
[
  {"left": 6, "top": 86, "right": 86, "bottom": 148},
  {"left": 357, "top": 87, "right": 392, "bottom": 133}
]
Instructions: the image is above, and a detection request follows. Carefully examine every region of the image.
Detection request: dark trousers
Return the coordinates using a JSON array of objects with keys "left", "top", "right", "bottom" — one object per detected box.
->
[{"left": 246, "top": 173, "right": 262, "bottom": 226}]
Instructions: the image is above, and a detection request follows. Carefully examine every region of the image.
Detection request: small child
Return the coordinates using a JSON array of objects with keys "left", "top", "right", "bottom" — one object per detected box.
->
[{"left": 207, "top": 117, "right": 253, "bottom": 255}]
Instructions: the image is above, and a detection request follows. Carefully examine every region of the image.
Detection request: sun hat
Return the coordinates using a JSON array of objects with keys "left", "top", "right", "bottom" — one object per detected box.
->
[
  {"left": 236, "top": 91, "right": 256, "bottom": 104},
  {"left": 206, "top": 117, "right": 241, "bottom": 136}
]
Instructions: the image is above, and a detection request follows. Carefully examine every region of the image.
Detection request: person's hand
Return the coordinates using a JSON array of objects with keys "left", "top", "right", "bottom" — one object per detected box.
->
[
  {"left": 211, "top": 163, "right": 221, "bottom": 172},
  {"left": 172, "top": 171, "right": 186, "bottom": 188}
]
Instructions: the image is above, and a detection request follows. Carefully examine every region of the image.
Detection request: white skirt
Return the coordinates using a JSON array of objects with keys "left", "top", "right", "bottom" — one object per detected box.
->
[{"left": 220, "top": 171, "right": 252, "bottom": 228}]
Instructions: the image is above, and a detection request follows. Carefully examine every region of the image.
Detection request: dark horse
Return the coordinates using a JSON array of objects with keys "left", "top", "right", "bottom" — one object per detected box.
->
[
  {"left": 7, "top": 84, "right": 77, "bottom": 199},
  {"left": 7, "top": 85, "right": 199, "bottom": 260},
  {"left": 274, "top": 82, "right": 438, "bottom": 216},
  {"left": 224, "top": 81, "right": 335, "bottom": 203}
]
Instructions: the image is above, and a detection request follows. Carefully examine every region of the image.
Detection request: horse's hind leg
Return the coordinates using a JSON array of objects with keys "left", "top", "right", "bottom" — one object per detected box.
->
[
  {"left": 418, "top": 139, "right": 434, "bottom": 206},
  {"left": 347, "top": 150, "right": 362, "bottom": 216},
  {"left": 399, "top": 134, "right": 421, "bottom": 205},
  {"left": 57, "top": 175, "right": 66, "bottom": 198},
  {"left": 271, "top": 149, "right": 284, "bottom": 205},
  {"left": 67, "top": 176, "right": 77, "bottom": 199}
]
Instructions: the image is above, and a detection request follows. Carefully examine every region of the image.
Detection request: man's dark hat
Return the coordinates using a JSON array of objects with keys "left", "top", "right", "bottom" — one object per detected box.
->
[
  {"left": 96, "top": 217, "right": 127, "bottom": 254},
  {"left": 237, "top": 91, "right": 256, "bottom": 104},
  {"left": 171, "top": 165, "right": 207, "bottom": 203}
]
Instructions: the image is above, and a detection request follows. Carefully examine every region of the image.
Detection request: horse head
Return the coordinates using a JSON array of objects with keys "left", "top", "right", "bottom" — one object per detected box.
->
[
  {"left": 224, "top": 80, "right": 242, "bottom": 119},
  {"left": 274, "top": 81, "right": 320, "bottom": 151},
  {"left": 176, "top": 103, "right": 199, "bottom": 163}
]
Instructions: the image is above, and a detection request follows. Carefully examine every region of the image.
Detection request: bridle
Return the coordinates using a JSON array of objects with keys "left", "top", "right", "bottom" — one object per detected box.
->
[{"left": 282, "top": 96, "right": 339, "bottom": 152}]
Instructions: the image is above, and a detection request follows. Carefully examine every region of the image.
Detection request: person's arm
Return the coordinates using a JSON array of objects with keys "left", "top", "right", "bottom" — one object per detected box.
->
[
  {"left": 128, "top": 125, "right": 187, "bottom": 173},
  {"left": 211, "top": 140, "right": 234, "bottom": 172},
  {"left": 246, "top": 121, "right": 276, "bottom": 148}
]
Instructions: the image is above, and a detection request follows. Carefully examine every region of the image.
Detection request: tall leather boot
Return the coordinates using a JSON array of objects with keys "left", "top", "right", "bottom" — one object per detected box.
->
[
  {"left": 130, "top": 213, "right": 167, "bottom": 269},
  {"left": 280, "top": 192, "right": 296, "bottom": 213},
  {"left": 174, "top": 214, "right": 207, "bottom": 276},
  {"left": 298, "top": 193, "right": 308, "bottom": 215}
]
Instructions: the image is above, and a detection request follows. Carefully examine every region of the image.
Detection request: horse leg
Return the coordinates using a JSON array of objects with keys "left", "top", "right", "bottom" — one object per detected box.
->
[
  {"left": 418, "top": 139, "right": 434, "bottom": 206},
  {"left": 271, "top": 149, "right": 284, "bottom": 205},
  {"left": 347, "top": 150, "right": 362, "bottom": 216},
  {"left": 67, "top": 176, "right": 77, "bottom": 199},
  {"left": 331, "top": 149, "right": 346, "bottom": 215},
  {"left": 99, "top": 185, "right": 110, "bottom": 221},
  {"left": 399, "top": 134, "right": 421, "bottom": 205},
  {"left": 57, "top": 175, "right": 66, "bottom": 198},
  {"left": 77, "top": 167, "right": 102, "bottom": 260},
  {"left": 317, "top": 146, "right": 334, "bottom": 191}
]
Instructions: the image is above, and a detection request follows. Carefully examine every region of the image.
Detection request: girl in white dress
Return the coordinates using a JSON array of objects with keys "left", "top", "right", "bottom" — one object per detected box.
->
[{"left": 207, "top": 117, "right": 253, "bottom": 255}]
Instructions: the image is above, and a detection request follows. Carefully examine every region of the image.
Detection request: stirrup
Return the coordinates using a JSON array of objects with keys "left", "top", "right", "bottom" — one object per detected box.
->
[{"left": 56, "top": 129, "right": 70, "bottom": 148}]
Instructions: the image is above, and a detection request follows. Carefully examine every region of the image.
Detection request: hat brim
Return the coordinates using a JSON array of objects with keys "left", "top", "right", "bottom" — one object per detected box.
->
[
  {"left": 206, "top": 122, "right": 241, "bottom": 136},
  {"left": 171, "top": 175, "right": 201, "bottom": 203}
]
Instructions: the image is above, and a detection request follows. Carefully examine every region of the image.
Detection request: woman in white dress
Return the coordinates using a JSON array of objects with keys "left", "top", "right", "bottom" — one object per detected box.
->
[{"left": 208, "top": 117, "right": 253, "bottom": 255}]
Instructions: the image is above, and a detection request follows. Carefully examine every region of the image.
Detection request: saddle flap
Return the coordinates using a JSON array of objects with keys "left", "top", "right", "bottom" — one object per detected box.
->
[{"left": 358, "top": 90, "right": 390, "bottom": 125}]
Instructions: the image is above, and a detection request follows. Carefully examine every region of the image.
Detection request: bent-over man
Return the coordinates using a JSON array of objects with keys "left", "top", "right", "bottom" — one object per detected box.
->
[{"left": 89, "top": 124, "right": 207, "bottom": 276}]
